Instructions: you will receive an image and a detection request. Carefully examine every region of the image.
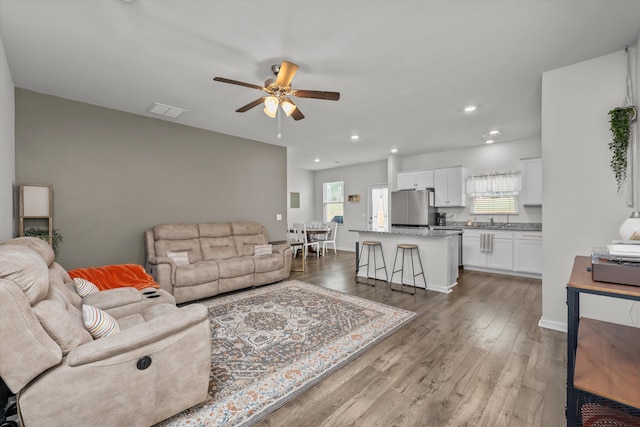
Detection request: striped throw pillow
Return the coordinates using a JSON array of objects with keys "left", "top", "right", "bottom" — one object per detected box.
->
[
  {"left": 82, "top": 305, "right": 120, "bottom": 339},
  {"left": 254, "top": 244, "right": 272, "bottom": 256},
  {"left": 73, "top": 277, "right": 99, "bottom": 297}
]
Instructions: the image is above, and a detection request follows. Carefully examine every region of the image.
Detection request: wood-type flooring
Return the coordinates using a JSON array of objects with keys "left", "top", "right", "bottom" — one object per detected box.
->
[{"left": 255, "top": 250, "right": 566, "bottom": 427}]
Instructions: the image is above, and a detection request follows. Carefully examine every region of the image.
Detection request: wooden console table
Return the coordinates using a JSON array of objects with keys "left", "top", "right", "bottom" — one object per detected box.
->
[{"left": 566, "top": 256, "right": 640, "bottom": 426}]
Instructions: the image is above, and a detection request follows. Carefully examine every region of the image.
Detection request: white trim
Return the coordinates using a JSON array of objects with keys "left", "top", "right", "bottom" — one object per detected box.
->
[
  {"left": 538, "top": 317, "right": 567, "bottom": 333},
  {"left": 462, "top": 265, "right": 541, "bottom": 280}
]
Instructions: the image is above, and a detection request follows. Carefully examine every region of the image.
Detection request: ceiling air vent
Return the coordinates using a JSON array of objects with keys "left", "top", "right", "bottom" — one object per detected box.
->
[{"left": 148, "top": 102, "right": 186, "bottom": 118}]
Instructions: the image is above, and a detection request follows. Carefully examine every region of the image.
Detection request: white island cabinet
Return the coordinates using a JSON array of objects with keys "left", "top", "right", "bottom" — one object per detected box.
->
[{"left": 350, "top": 227, "right": 461, "bottom": 293}]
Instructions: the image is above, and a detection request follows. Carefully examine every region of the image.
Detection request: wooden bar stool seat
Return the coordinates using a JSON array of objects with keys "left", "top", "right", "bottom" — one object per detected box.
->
[
  {"left": 356, "top": 241, "right": 388, "bottom": 286},
  {"left": 389, "top": 244, "right": 426, "bottom": 295}
]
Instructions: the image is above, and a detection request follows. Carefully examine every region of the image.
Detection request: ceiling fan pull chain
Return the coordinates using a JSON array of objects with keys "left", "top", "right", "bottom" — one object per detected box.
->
[{"left": 277, "top": 109, "right": 282, "bottom": 139}]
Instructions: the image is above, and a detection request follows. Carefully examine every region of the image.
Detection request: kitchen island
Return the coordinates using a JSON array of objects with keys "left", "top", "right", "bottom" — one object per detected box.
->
[{"left": 350, "top": 227, "right": 462, "bottom": 293}]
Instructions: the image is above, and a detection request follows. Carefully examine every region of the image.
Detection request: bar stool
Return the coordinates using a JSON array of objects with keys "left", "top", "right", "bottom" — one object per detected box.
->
[
  {"left": 356, "top": 241, "right": 388, "bottom": 286},
  {"left": 389, "top": 244, "right": 426, "bottom": 295}
]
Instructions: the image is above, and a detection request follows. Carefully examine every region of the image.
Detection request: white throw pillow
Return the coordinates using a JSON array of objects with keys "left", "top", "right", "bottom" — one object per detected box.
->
[
  {"left": 82, "top": 305, "right": 120, "bottom": 339},
  {"left": 167, "top": 251, "right": 190, "bottom": 266},
  {"left": 254, "top": 244, "right": 273, "bottom": 256},
  {"left": 73, "top": 277, "right": 99, "bottom": 297}
]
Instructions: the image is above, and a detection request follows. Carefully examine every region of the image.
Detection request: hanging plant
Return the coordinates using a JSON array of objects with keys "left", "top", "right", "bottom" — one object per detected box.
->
[
  {"left": 608, "top": 106, "right": 636, "bottom": 192},
  {"left": 23, "top": 227, "right": 64, "bottom": 255}
]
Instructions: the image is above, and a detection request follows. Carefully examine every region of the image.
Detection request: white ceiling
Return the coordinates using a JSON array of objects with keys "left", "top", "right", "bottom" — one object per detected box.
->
[{"left": 1, "top": 1, "right": 639, "bottom": 171}]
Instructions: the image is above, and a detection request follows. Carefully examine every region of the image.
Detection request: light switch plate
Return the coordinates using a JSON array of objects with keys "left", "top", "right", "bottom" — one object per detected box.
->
[{"left": 276, "top": 214, "right": 282, "bottom": 221}]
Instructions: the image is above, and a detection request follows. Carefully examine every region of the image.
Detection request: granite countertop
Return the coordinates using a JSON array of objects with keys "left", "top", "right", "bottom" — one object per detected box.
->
[
  {"left": 350, "top": 227, "right": 462, "bottom": 237},
  {"left": 431, "top": 221, "right": 542, "bottom": 232}
]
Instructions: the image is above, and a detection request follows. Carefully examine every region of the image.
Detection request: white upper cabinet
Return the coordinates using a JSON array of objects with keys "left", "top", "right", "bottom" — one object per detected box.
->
[
  {"left": 521, "top": 157, "right": 542, "bottom": 206},
  {"left": 397, "top": 170, "right": 434, "bottom": 190},
  {"left": 434, "top": 166, "right": 467, "bottom": 207}
]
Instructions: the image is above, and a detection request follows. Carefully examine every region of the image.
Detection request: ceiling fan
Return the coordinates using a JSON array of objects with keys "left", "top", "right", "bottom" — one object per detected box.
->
[{"left": 213, "top": 61, "right": 340, "bottom": 121}]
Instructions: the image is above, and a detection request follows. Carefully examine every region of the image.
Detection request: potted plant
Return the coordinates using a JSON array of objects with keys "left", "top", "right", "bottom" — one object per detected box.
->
[
  {"left": 608, "top": 106, "right": 637, "bottom": 191},
  {"left": 23, "top": 227, "right": 64, "bottom": 255}
]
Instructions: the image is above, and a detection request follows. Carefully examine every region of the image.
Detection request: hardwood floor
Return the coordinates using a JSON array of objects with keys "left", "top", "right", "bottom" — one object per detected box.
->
[{"left": 255, "top": 250, "right": 567, "bottom": 427}]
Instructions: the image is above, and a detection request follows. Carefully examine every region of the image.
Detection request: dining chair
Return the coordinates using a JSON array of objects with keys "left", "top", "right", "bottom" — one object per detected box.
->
[
  {"left": 322, "top": 221, "right": 338, "bottom": 255},
  {"left": 309, "top": 221, "right": 322, "bottom": 228},
  {"left": 292, "top": 223, "right": 319, "bottom": 258},
  {"left": 286, "top": 225, "right": 306, "bottom": 272}
]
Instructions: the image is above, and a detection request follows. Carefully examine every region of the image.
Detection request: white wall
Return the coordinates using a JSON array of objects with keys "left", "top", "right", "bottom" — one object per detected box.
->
[
  {"left": 287, "top": 156, "right": 315, "bottom": 228},
  {"left": 0, "top": 34, "right": 15, "bottom": 241},
  {"left": 402, "top": 138, "right": 542, "bottom": 224},
  {"left": 314, "top": 160, "right": 387, "bottom": 251},
  {"left": 541, "top": 46, "right": 640, "bottom": 331}
]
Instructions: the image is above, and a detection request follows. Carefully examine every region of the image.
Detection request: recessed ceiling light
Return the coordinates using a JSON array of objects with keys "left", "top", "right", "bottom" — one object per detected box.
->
[
  {"left": 489, "top": 129, "right": 500, "bottom": 136},
  {"left": 485, "top": 140, "right": 495, "bottom": 144},
  {"left": 464, "top": 105, "right": 477, "bottom": 113},
  {"left": 314, "top": 158, "right": 320, "bottom": 162},
  {"left": 351, "top": 135, "right": 360, "bottom": 140},
  {"left": 390, "top": 148, "right": 398, "bottom": 153}
]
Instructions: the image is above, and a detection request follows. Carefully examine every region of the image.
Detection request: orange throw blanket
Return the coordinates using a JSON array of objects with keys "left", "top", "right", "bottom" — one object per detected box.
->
[{"left": 68, "top": 264, "right": 160, "bottom": 291}]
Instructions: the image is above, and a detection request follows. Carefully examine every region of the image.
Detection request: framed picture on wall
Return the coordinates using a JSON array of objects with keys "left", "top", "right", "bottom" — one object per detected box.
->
[{"left": 348, "top": 194, "right": 360, "bottom": 202}]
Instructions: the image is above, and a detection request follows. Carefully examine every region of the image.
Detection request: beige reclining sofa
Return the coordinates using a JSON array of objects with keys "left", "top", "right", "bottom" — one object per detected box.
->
[
  {"left": 0, "top": 237, "right": 212, "bottom": 427},
  {"left": 145, "top": 221, "right": 292, "bottom": 304}
]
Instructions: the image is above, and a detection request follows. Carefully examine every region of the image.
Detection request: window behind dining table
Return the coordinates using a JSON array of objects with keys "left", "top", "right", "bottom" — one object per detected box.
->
[{"left": 323, "top": 181, "right": 344, "bottom": 224}]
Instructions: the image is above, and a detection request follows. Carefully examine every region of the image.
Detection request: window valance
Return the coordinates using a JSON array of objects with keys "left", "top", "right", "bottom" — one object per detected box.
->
[{"left": 466, "top": 171, "right": 521, "bottom": 196}]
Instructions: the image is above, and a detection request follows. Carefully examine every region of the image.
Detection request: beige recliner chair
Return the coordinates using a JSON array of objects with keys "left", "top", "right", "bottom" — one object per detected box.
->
[{"left": 0, "top": 237, "right": 212, "bottom": 427}]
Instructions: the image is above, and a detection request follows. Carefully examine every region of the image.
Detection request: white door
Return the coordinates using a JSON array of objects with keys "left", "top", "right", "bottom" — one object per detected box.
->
[{"left": 368, "top": 184, "right": 388, "bottom": 229}]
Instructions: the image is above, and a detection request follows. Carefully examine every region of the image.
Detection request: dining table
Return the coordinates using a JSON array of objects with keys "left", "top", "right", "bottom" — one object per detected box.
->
[{"left": 289, "top": 225, "right": 330, "bottom": 255}]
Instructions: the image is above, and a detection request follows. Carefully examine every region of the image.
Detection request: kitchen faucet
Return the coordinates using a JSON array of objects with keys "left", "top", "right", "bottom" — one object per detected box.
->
[{"left": 489, "top": 217, "right": 494, "bottom": 226}]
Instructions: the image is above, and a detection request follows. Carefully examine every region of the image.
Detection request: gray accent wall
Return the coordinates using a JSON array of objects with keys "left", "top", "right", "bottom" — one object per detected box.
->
[{"left": 15, "top": 89, "right": 287, "bottom": 270}]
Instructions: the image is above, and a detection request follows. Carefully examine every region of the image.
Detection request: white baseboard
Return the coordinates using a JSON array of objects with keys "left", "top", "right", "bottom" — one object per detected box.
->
[
  {"left": 462, "top": 265, "right": 541, "bottom": 280},
  {"left": 538, "top": 317, "right": 567, "bottom": 333}
]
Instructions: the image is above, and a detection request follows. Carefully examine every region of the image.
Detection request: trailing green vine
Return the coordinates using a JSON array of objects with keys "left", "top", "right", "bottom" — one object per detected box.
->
[
  {"left": 23, "top": 227, "right": 64, "bottom": 255},
  {"left": 608, "top": 106, "right": 635, "bottom": 191}
]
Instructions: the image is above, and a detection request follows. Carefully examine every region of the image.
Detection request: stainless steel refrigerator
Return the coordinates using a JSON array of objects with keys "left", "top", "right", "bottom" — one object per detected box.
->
[{"left": 391, "top": 189, "right": 436, "bottom": 227}]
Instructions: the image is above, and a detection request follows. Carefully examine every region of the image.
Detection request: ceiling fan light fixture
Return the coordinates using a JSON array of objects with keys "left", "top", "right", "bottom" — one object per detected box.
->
[
  {"left": 263, "top": 107, "right": 277, "bottom": 118},
  {"left": 263, "top": 96, "right": 279, "bottom": 118},
  {"left": 281, "top": 99, "right": 297, "bottom": 117}
]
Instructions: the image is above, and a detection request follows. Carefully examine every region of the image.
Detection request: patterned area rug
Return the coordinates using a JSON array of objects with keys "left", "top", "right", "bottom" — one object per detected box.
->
[{"left": 157, "top": 280, "right": 416, "bottom": 427}]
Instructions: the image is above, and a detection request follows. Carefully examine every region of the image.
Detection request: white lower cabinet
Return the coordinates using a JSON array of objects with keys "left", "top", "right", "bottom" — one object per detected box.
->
[
  {"left": 462, "top": 229, "right": 513, "bottom": 271},
  {"left": 462, "top": 233, "right": 484, "bottom": 266},
  {"left": 462, "top": 229, "right": 542, "bottom": 276},
  {"left": 513, "top": 232, "right": 542, "bottom": 274}
]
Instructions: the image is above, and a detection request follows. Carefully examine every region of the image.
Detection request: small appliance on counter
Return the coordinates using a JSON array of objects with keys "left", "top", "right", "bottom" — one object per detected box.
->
[{"left": 436, "top": 212, "right": 447, "bottom": 226}]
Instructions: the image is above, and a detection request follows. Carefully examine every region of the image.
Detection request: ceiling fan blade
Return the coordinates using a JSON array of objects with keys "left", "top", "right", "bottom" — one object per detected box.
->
[
  {"left": 291, "top": 107, "right": 305, "bottom": 121},
  {"left": 275, "top": 61, "right": 299, "bottom": 87},
  {"left": 292, "top": 89, "right": 340, "bottom": 101},
  {"left": 236, "top": 97, "right": 266, "bottom": 112},
  {"left": 213, "top": 77, "right": 264, "bottom": 91}
]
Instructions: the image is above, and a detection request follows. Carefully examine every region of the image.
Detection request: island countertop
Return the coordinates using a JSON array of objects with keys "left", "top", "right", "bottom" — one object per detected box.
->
[
  {"left": 350, "top": 227, "right": 460, "bottom": 293},
  {"left": 349, "top": 227, "right": 462, "bottom": 237}
]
